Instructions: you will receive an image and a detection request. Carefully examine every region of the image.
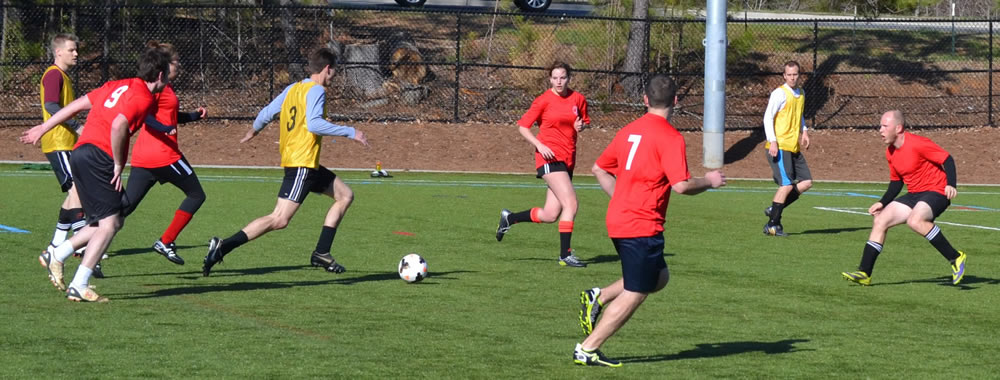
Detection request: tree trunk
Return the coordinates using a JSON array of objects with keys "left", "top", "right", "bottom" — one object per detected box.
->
[
  {"left": 344, "top": 43, "right": 386, "bottom": 101},
  {"left": 622, "top": 0, "right": 649, "bottom": 97},
  {"left": 1, "top": 2, "right": 7, "bottom": 90},
  {"left": 279, "top": 0, "right": 302, "bottom": 78}
]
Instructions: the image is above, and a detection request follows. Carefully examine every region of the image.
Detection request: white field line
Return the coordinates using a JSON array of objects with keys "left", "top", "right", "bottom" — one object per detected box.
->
[{"left": 814, "top": 207, "right": 1000, "bottom": 231}]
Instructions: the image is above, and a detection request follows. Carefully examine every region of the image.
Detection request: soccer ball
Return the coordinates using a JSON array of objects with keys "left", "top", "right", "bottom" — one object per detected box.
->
[{"left": 398, "top": 253, "right": 428, "bottom": 283}]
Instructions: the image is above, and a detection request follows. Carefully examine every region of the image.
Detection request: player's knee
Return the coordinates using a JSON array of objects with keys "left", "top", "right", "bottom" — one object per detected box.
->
[
  {"left": 271, "top": 217, "right": 290, "bottom": 230},
  {"left": 340, "top": 190, "right": 355, "bottom": 206},
  {"left": 798, "top": 180, "right": 813, "bottom": 192},
  {"left": 906, "top": 215, "right": 928, "bottom": 231}
]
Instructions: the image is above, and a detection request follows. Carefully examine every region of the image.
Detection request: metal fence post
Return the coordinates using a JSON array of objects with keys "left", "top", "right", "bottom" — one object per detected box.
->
[
  {"left": 102, "top": 1, "right": 110, "bottom": 83},
  {"left": 812, "top": 20, "right": 818, "bottom": 128},
  {"left": 453, "top": 14, "right": 461, "bottom": 123},
  {"left": 990, "top": 19, "right": 994, "bottom": 127}
]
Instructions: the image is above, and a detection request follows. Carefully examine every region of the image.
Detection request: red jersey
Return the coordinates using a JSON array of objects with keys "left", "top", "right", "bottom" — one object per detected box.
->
[
  {"left": 131, "top": 84, "right": 182, "bottom": 168},
  {"left": 595, "top": 113, "right": 691, "bottom": 238},
  {"left": 886, "top": 132, "right": 950, "bottom": 196},
  {"left": 75, "top": 78, "right": 154, "bottom": 158},
  {"left": 517, "top": 89, "right": 590, "bottom": 170}
]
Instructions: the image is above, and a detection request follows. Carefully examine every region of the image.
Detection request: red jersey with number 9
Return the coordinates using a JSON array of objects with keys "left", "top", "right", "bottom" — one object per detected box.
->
[
  {"left": 887, "top": 132, "right": 950, "bottom": 196},
  {"left": 75, "top": 78, "right": 155, "bottom": 158},
  {"left": 595, "top": 113, "right": 691, "bottom": 238}
]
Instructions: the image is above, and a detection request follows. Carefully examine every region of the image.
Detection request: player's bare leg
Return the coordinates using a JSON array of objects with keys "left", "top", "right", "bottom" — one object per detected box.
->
[
  {"left": 311, "top": 177, "right": 354, "bottom": 273},
  {"left": 543, "top": 172, "right": 583, "bottom": 266},
  {"left": 580, "top": 269, "right": 668, "bottom": 351},
  {"left": 65, "top": 214, "right": 120, "bottom": 302},
  {"left": 843, "top": 202, "right": 910, "bottom": 285}
]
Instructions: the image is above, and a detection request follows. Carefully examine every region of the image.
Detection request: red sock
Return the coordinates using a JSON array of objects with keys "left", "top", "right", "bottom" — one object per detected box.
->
[
  {"left": 161, "top": 210, "right": 193, "bottom": 244},
  {"left": 530, "top": 208, "right": 542, "bottom": 223},
  {"left": 558, "top": 221, "right": 574, "bottom": 233}
]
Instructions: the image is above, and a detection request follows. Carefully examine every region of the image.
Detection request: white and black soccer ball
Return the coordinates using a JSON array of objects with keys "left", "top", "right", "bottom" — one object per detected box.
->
[{"left": 398, "top": 253, "right": 428, "bottom": 283}]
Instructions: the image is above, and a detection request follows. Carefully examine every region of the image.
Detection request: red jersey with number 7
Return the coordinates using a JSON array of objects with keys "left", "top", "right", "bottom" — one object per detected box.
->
[
  {"left": 595, "top": 113, "right": 691, "bottom": 238},
  {"left": 887, "top": 132, "right": 950, "bottom": 196},
  {"left": 75, "top": 78, "right": 155, "bottom": 158}
]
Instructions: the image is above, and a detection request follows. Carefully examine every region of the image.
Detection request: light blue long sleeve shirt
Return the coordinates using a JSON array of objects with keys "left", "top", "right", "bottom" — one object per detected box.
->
[{"left": 252, "top": 79, "right": 356, "bottom": 139}]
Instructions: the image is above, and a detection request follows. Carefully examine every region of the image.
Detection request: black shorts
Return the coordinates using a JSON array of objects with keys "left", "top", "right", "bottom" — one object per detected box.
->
[
  {"left": 766, "top": 150, "right": 812, "bottom": 186},
  {"left": 536, "top": 161, "right": 574, "bottom": 179},
  {"left": 279, "top": 166, "right": 336, "bottom": 204},
  {"left": 69, "top": 144, "right": 124, "bottom": 225},
  {"left": 613, "top": 233, "right": 668, "bottom": 293},
  {"left": 894, "top": 191, "right": 950, "bottom": 219},
  {"left": 138, "top": 156, "right": 196, "bottom": 185},
  {"left": 45, "top": 150, "right": 74, "bottom": 192}
]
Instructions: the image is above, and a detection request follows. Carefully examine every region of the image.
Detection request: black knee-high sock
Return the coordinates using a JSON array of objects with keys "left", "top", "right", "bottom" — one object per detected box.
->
[
  {"left": 220, "top": 231, "right": 249, "bottom": 256},
  {"left": 924, "top": 225, "right": 960, "bottom": 262},
  {"left": 508, "top": 209, "right": 534, "bottom": 224},
  {"left": 859, "top": 240, "right": 883, "bottom": 276},
  {"left": 315, "top": 226, "right": 338, "bottom": 254},
  {"left": 784, "top": 187, "right": 801, "bottom": 207},
  {"left": 768, "top": 202, "right": 785, "bottom": 225}
]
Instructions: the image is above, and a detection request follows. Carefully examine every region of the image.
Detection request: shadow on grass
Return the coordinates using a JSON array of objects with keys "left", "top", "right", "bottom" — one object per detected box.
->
[
  {"left": 617, "top": 339, "right": 811, "bottom": 363},
  {"left": 793, "top": 226, "right": 870, "bottom": 235},
  {"left": 874, "top": 275, "right": 1000, "bottom": 290},
  {"left": 111, "top": 270, "right": 477, "bottom": 299},
  {"left": 513, "top": 253, "right": 674, "bottom": 266},
  {"left": 110, "top": 244, "right": 202, "bottom": 257}
]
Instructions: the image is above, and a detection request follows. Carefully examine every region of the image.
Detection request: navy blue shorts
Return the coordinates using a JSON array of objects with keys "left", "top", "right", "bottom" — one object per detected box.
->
[{"left": 613, "top": 233, "right": 668, "bottom": 293}]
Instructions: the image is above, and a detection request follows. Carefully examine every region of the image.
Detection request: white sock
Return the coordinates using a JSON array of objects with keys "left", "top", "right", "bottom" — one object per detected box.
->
[
  {"left": 69, "top": 265, "right": 93, "bottom": 290},
  {"left": 51, "top": 228, "right": 69, "bottom": 247},
  {"left": 53, "top": 241, "right": 76, "bottom": 263}
]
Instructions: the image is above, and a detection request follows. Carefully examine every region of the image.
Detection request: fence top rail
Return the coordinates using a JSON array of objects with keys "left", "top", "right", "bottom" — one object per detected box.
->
[{"left": 10, "top": 4, "right": 998, "bottom": 24}]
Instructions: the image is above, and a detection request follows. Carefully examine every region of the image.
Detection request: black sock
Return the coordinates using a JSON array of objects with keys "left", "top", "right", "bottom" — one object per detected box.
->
[
  {"left": 315, "top": 226, "right": 338, "bottom": 254},
  {"left": 508, "top": 209, "right": 534, "bottom": 224},
  {"left": 785, "top": 187, "right": 801, "bottom": 207},
  {"left": 560, "top": 231, "right": 572, "bottom": 259},
  {"left": 925, "top": 225, "right": 960, "bottom": 262},
  {"left": 769, "top": 202, "right": 785, "bottom": 225},
  {"left": 56, "top": 208, "right": 74, "bottom": 231},
  {"left": 69, "top": 208, "right": 86, "bottom": 233},
  {"left": 220, "top": 231, "right": 249, "bottom": 256},
  {"left": 859, "top": 240, "right": 883, "bottom": 276}
]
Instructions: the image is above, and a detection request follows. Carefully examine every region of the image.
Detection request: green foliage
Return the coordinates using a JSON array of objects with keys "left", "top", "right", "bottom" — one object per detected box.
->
[
  {"left": 727, "top": 28, "right": 756, "bottom": 62},
  {"left": 510, "top": 16, "right": 540, "bottom": 61}
]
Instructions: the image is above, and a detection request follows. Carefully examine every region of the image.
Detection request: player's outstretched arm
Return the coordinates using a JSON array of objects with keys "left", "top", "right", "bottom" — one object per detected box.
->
[
  {"left": 21, "top": 95, "right": 92, "bottom": 145},
  {"left": 591, "top": 163, "right": 616, "bottom": 197},
  {"left": 672, "top": 170, "right": 726, "bottom": 195}
]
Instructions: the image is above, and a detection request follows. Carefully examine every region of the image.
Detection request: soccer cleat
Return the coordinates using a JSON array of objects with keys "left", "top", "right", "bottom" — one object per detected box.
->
[
  {"left": 202, "top": 237, "right": 223, "bottom": 277},
  {"left": 311, "top": 251, "right": 346, "bottom": 274},
  {"left": 39, "top": 250, "right": 66, "bottom": 291},
  {"left": 573, "top": 343, "right": 622, "bottom": 367},
  {"left": 560, "top": 253, "right": 587, "bottom": 268},
  {"left": 842, "top": 271, "right": 872, "bottom": 286},
  {"left": 764, "top": 205, "right": 773, "bottom": 217},
  {"left": 92, "top": 262, "right": 105, "bottom": 279},
  {"left": 153, "top": 239, "right": 185, "bottom": 265},
  {"left": 66, "top": 285, "right": 109, "bottom": 303},
  {"left": 579, "top": 287, "right": 603, "bottom": 336},
  {"left": 951, "top": 251, "right": 967, "bottom": 285},
  {"left": 763, "top": 223, "right": 787, "bottom": 237},
  {"left": 496, "top": 209, "right": 512, "bottom": 242}
]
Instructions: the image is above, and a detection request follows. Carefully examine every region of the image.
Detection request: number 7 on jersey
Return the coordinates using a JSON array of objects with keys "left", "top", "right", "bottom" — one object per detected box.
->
[{"left": 625, "top": 134, "right": 642, "bottom": 170}]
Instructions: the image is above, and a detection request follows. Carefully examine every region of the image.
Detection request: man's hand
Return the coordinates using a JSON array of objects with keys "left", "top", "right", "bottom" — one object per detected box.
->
[
  {"left": 801, "top": 130, "right": 810, "bottom": 150},
  {"left": 944, "top": 185, "right": 957, "bottom": 200},
  {"left": 111, "top": 163, "right": 124, "bottom": 191},
  {"left": 20, "top": 125, "right": 47, "bottom": 145},
  {"left": 705, "top": 170, "right": 727, "bottom": 188},
  {"left": 768, "top": 144, "right": 778, "bottom": 158},
  {"left": 197, "top": 107, "right": 208, "bottom": 119},
  {"left": 868, "top": 202, "right": 884, "bottom": 216},
  {"left": 353, "top": 130, "right": 369, "bottom": 146},
  {"left": 240, "top": 128, "right": 257, "bottom": 143}
]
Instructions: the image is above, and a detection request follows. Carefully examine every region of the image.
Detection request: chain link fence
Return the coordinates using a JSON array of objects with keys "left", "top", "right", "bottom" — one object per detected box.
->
[{"left": 1, "top": 4, "right": 996, "bottom": 130}]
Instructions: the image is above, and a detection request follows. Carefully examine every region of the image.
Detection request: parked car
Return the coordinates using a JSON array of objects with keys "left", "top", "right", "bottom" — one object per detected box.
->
[{"left": 393, "top": 0, "right": 552, "bottom": 12}]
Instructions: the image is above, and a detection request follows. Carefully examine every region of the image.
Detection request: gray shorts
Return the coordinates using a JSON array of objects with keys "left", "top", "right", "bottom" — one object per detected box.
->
[{"left": 766, "top": 150, "right": 812, "bottom": 186}]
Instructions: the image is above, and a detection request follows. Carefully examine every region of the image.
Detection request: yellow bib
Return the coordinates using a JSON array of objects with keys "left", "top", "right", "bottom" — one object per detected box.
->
[
  {"left": 279, "top": 80, "right": 323, "bottom": 168},
  {"left": 765, "top": 85, "right": 805, "bottom": 154},
  {"left": 39, "top": 65, "right": 77, "bottom": 153}
]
